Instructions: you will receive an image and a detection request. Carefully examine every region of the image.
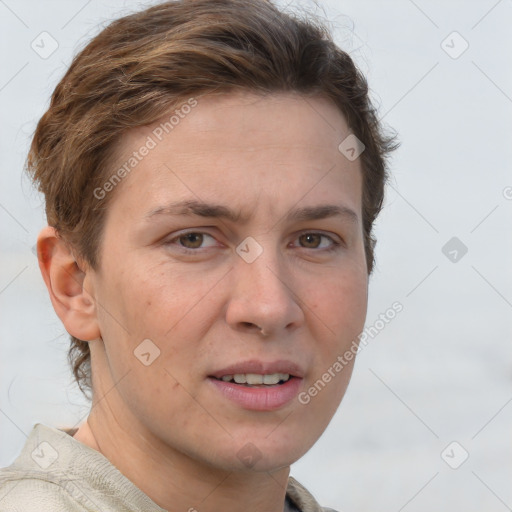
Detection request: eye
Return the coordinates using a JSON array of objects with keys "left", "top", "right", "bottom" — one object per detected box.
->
[
  {"left": 166, "top": 231, "right": 219, "bottom": 251},
  {"left": 294, "top": 232, "right": 341, "bottom": 251},
  {"left": 164, "top": 230, "right": 342, "bottom": 255}
]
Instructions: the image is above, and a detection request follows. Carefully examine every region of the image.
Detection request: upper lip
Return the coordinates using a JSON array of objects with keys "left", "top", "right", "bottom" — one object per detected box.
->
[{"left": 209, "top": 359, "right": 305, "bottom": 379}]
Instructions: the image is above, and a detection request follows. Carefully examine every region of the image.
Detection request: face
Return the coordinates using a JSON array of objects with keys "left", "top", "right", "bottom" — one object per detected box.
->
[{"left": 85, "top": 91, "right": 368, "bottom": 472}]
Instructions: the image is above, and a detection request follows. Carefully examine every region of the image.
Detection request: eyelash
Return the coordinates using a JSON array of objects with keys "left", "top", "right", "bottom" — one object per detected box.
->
[{"left": 164, "top": 230, "right": 342, "bottom": 254}]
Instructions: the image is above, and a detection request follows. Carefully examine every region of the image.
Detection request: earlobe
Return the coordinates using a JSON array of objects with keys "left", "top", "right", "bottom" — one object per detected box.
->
[{"left": 37, "top": 226, "right": 100, "bottom": 342}]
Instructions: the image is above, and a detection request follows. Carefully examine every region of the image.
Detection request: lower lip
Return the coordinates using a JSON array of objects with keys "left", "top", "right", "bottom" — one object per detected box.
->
[{"left": 208, "top": 377, "right": 302, "bottom": 411}]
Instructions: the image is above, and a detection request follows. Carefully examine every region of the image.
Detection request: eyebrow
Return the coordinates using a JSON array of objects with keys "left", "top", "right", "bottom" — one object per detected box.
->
[{"left": 144, "top": 199, "right": 359, "bottom": 224}]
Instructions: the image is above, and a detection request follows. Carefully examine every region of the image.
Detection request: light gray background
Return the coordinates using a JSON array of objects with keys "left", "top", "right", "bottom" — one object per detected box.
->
[{"left": 1, "top": 1, "right": 511, "bottom": 511}]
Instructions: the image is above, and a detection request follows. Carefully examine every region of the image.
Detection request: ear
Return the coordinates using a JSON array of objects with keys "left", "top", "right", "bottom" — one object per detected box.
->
[{"left": 37, "top": 226, "right": 100, "bottom": 341}]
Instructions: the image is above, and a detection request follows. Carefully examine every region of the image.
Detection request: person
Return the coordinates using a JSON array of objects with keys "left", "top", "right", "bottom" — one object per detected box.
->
[{"left": 0, "top": 0, "right": 397, "bottom": 510}]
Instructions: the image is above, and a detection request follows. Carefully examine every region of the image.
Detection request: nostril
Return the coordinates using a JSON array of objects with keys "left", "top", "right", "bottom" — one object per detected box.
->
[{"left": 242, "top": 322, "right": 257, "bottom": 329}]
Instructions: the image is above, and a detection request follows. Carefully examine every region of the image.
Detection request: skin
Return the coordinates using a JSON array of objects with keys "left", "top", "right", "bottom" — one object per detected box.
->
[{"left": 37, "top": 91, "right": 368, "bottom": 512}]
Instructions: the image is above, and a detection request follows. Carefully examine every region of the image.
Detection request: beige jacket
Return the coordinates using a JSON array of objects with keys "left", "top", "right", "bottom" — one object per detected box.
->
[{"left": 0, "top": 424, "right": 337, "bottom": 512}]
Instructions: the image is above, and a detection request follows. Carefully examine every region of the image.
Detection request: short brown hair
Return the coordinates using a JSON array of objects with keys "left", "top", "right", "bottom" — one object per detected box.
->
[{"left": 26, "top": 0, "right": 397, "bottom": 399}]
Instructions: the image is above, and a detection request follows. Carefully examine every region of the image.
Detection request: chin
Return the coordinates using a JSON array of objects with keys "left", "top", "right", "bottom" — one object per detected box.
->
[{"left": 210, "top": 429, "right": 316, "bottom": 473}]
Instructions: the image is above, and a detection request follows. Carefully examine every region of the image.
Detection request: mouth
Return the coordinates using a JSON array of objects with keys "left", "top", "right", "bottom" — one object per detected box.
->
[
  {"left": 207, "top": 360, "right": 304, "bottom": 411},
  {"left": 213, "top": 373, "right": 292, "bottom": 387}
]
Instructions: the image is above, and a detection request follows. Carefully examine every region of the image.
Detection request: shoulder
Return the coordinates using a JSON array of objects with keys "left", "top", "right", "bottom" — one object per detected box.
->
[
  {"left": 0, "top": 471, "right": 87, "bottom": 512},
  {"left": 287, "top": 476, "right": 339, "bottom": 512}
]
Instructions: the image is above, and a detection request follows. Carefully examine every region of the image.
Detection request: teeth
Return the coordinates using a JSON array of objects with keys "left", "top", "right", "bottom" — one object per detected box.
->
[
  {"left": 263, "top": 374, "right": 280, "bottom": 385},
  {"left": 221, "top": 373, "right": 291, "bottom": 385},
  {"left": 246, "top": 373, "right": 263, "bottom": 385}
]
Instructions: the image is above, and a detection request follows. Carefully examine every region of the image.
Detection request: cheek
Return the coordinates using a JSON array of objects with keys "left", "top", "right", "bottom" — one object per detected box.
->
[
  {"left": 105, "top": 261, "right": 194, "bottom": 333},
  {"left": 305, "top": 268, "right": 366, "bottom": 412},
  {"left": 100, "top": 261, "right": 223, "bottom": 372},
  {"left": 308, "top": 268, "right": 368, "bottom": 339}
]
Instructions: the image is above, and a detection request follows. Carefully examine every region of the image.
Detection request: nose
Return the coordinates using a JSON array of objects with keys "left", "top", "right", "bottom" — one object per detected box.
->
[{"left": 224, "top": 242, "right": 305, "bottom": 338}]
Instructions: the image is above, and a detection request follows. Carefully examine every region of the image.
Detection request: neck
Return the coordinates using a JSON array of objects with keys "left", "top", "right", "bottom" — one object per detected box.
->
[{"left": 74, "top": 404, "right": 291, "bottom": 512}]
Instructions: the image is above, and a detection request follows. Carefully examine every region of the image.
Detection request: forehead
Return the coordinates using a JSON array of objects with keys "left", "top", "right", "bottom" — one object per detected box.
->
[
  {"left": 104, "top": 91, "right": 362, "bottom": 223},
  {"left": 116, "top": 91, "right": 352, "bottom": 155}
]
